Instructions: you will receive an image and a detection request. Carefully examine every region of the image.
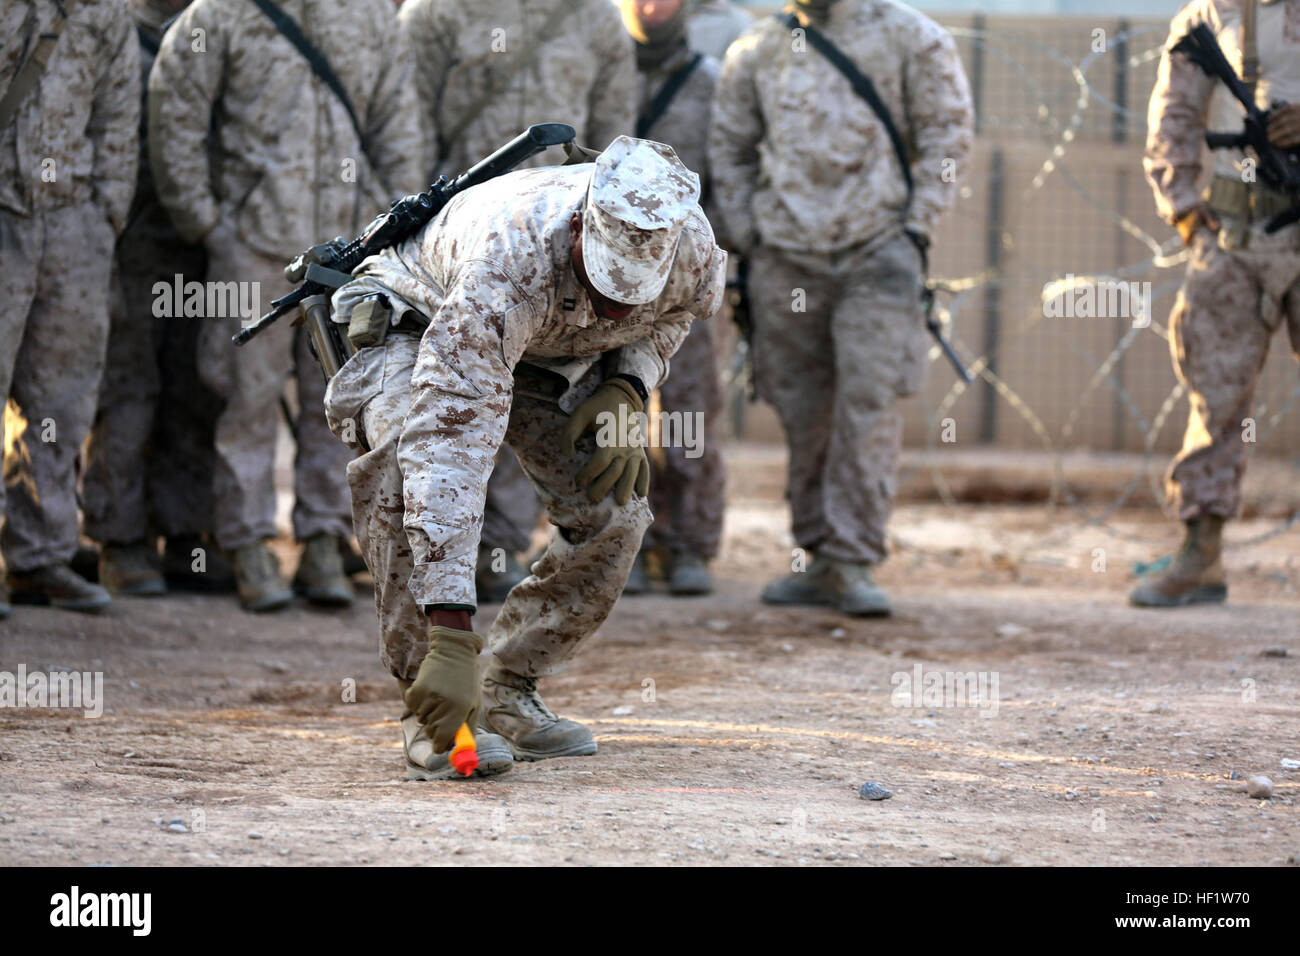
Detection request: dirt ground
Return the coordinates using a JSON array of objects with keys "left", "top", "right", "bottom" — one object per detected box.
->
[{"left": 1, "top": 445, "right": 1297, "bottom": 867}]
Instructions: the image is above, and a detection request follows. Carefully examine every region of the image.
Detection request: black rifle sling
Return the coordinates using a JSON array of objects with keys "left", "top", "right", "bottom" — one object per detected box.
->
[
  {"left": 246, "top": 0, "right": 370, "bottom": 161},
  {"left": 777, "top": 12, "right": 913, "bottom": 197},
  {"left": 636, "top": 52, "right": 704, "bottom": 138}
]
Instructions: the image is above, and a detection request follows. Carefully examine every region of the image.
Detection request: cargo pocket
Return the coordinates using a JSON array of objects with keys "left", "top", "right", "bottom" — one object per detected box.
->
[{"left": 324, "top": 345, "right": 385, "bottom": 446}]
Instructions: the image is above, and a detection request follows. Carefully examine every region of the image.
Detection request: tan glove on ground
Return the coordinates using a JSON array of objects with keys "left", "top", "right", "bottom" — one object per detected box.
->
[
  {"left": 403, "top": 626, "right": 484, "bottom": 753},
  {"left": 561, "top": 378, "right": 650, "bottom": 505}
]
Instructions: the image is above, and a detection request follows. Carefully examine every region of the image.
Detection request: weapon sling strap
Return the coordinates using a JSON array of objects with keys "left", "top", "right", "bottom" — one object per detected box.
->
[
  {"left": 1241, "top": 0, "right": 1258, "bottom": 103},
  {"left": 245, "top": 0, "right": 371, "bottom": 162},
  {"left": 437, "top": 1, "right": 577, "bottom": 162},
  {"left": 636, "top": 52, "right": 704, "bottom": 138},
  {"left": 0, "top": 1, "right": 68, "bottom": 130},
  {"left": 777, "top": 11, "right": 913, "bottom": 198}
]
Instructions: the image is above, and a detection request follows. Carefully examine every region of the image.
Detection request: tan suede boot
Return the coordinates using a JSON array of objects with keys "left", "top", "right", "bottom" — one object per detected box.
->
[
  {"left": 396, "top": 679, "right": 513, "bottom": 780},
  {"left": 1129, "top": 516, "right": 1227, "bottom": 608}
]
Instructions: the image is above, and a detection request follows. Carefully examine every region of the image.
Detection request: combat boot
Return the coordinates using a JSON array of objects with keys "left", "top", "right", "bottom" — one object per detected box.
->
[
  {"left": 826, "top": 559, "right": 892, "bottom": 617},
  {"left": 232, "top": 542, "right": 294, "bottom": 613},
  {"left": 293, "top": 533, "right": 354, "bottom": 606},
  {"left": 475, "top": 543, "right": 528, "bottom": 603},
  {"left": 98, "top": 541, "right": 166, "bottom": 596},
  {"left": 480, "top": 663, "right": 597, "bottom": 761},
  {"left": 623, "top": 546, "right": 651, "bottom": 594},
  {"left": 396, "top": 679, "right": 513, "bottom": 780},
  {"left": 1129, "top": 516, "right": 1227, "bottom": 608},
  {"left": 668, "top": 551, "right": 713, "bottom": 596},
  {"left": 761, "top": 552, "right": 835, "bottom": 606},
  {"left": 164, "top": 534, "right": 236, "bottom": 592},
  {"left": 7, "top": 563, "right": 111, "bottom": 614}
]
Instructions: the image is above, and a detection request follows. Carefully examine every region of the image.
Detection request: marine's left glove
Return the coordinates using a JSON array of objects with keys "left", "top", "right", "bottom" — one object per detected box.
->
[
  {"left": 561, "top": 377, "right": 650, "bottom": 506},
  {"left": 404, "top": 626, "right": 484, "bottom": 754}
]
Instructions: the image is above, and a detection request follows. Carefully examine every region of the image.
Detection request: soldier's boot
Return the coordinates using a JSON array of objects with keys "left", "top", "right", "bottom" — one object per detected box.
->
[
  {"left": 0, "top": 582, "right": 10, "bottom": 620},
  {"left": 396, "top": 679, "right": 513, "bottom": 780},
  {"left": 474, "top": 543, "right": 528, "bottom": 603},
  {"left": 668, "top": 550, "right": 713, "bottom": 596},
  {"left": 1129, "top": 516, "right": 1227, "bottom": 608},
  {"left": 480, "top": 663, "right": 597, "bottom": 761},
  {"left": 340, "top": 537, "right": 368, "bottom": 578},
  {"left": 232, "top": 542, "right": 294, "bottom": 613},
  {"left": 7, "top": 563, "right": 112, "bottom": 614},
  {"left": 827, "top": 559, "right": 892, "bottom": 617},
  {"left": 623, "top": 546, "right": 651, "bottom": 594},
  {"left": 761, "top": 553, "right": 835, "bottom": 606},
  {"left": 293, "top": 533, "right": 355, "bottom": 607},
  {"left": 98, "top": 541, "right": 166, "bottom": 597},
  {"left": 164, "top": 534, "right": 237, "bottom": 592}
]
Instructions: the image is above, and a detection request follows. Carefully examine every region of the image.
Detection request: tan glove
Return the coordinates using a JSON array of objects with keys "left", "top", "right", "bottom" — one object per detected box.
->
[
  {"left": 561, "top": 378, "right": 650, "bottom": 506},
  {"left": 403, "top": 626, "right": 484, "bottom": 754},
  {"left": 1175, "top": 205, "right": 1220, "bottom": 246}
]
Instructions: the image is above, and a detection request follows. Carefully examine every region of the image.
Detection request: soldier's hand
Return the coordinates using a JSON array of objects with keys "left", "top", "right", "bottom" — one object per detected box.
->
[
  {"left": 561, "top": 379, "right": 650, "bottom": 506},
  {"left": 404, "top": 626, "right": 484, "bottom": 753},
  {"left": 1174, "top": 205, "right": 1220, "bottom": 246},
  {"left": 1267, "top": 103, "right": 1300, "bottom": 149}
]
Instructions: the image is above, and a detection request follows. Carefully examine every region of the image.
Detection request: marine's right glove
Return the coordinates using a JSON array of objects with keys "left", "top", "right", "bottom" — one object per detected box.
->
[
  {"left": 561, "top": 377, "right": 650, "bottom": 506},
  {"left": 404, "top": 626, "right": 484, "bottom": 754}
]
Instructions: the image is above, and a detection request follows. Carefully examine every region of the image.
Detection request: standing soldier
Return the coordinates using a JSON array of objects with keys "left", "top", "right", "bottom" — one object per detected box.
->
[
  {"left": 1, "top": 0, "right": 139, "bottom": 616},
  {"left": 1133, "top": 0, "right": 1300, "bottom": 607},
  {"left": 324, "top": 137, "right": 725, "bottom": 776},
  {"left": 620, "top": 0, "right": 726, "bottom": 595},
  {"left": 149, "top": 0, "right": 427, "bottom": 612},
  {"left": 710, "top": 0, "right": 973, "bottom": 617},
  {"left": 687, "top": 0, "right": 753, "bottom": 61},
  {"left": 398, "top": 0, "right": 638, "bottom": 602},
  {"left": 82, "top": 0, "right": 230, "bottom": 598}
]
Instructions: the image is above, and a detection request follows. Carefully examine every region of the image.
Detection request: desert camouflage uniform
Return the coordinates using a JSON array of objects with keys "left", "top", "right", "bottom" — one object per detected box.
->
[
  {"left": 709, "top": 0, "right": 972, "bottom": 564},
  {"left": 399, "top": 0, "right": 639, "bottom": 557},
  {"left": 83, "top": 0, "right": 220, "bottom": 546},
  {"left": 149, "top": 0, "right": 427, "bottom": 551},
  {"left": 324, "top": 165, "right": 726, "bottom": 679},
  {"left": 0, "top": 0, "right": 138, "bottom": 572},
  {"left": 687, "top": 0, "right": 754, "bottom": 61},
  {"left": 1145, "top": 0, "right": 1300, "bottom": 520},
  {"left": 637, "top": 45, "right": 727, "bottom": 560}
]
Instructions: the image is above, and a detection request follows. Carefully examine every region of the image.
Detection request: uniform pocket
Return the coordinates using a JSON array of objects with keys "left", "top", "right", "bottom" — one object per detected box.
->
[{"left": 324, "top": 345, "right": 386, "bottom": 444}]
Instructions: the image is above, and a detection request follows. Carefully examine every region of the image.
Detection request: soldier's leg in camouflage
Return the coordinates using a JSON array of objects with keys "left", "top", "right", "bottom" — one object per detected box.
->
[
  {"left": 0, "top": 211, "right": 42, "bottom": 619},
  {"left": 652, "top": 315, "right": 726, "bottom": 596},
  {"left": 477, "top": 450, "right": 538, "bottom": 602},
  {"left": 197, "top": 238, "right": 295, "bottom": 612},
  {"left": 291, "top": 327, "right": 354, "bottom": 607},
  {"left": 814, "top": 233, "right": 929, "bottom": 618},
  {"left": 83, "top": 262, "right": 166, "bottom": 596},
  {"left": 482, "top": 372, "right": 654, "bottom": 760},
  {"left": 327, "top": 334, "right": 511, "bottom": 780},
  {"left": 1131, "top": 231, "right": 1272, "bottom": 608},
  {"left": 748, "top": 245, "right": 838, "bottom": 606},
  {"left": 150, "top": 242, "right": 234, "bottom": 591},
  {"left": 4, "top": 204, "right": 113, "bottom": 613}
]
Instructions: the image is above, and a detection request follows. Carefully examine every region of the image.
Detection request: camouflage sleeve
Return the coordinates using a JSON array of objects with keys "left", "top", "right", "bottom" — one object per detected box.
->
[
  {"left": 902, "top": 25, "right": 974, "bottom": 237},
  {"left": 397, "top": 269, "right": 527, "bottom": 607},
  {"left": 88, "top": 0, "right": 141, "bottom": 234},
  {"left": 707, "top": 35, "right": 763, "bottom": 254},
  {"left": 397, "top": 0, "right": 448, "bottom": 178},
  {"left": 366, "top": 5, "right": 430, "bottom": 196},
  {"left": 614, "top": 237, "right": 727, "bottom": 387},
  {"left": 585, "top": 2, "right": 637, "bottom": 150},
  {"left": 148, "top": 4, "right": 225, "bottom": 243},
  {"left": 1144, "top": 2, "right": 1219, "bottom": 224}
]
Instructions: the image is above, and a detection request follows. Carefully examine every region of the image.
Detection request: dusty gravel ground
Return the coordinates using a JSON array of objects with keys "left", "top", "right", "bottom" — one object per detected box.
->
[{"left": 1, "top": 446, "right": 1297, "bottom": 866}]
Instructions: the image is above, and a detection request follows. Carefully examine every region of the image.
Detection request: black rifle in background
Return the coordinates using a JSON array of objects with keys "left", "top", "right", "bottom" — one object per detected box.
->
[
  {"left": 1173, "top": 22, "right": 1300, "bottom": 232},
  {"left": 233, "top": 123, "right": 577, "bottom": 377}
]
